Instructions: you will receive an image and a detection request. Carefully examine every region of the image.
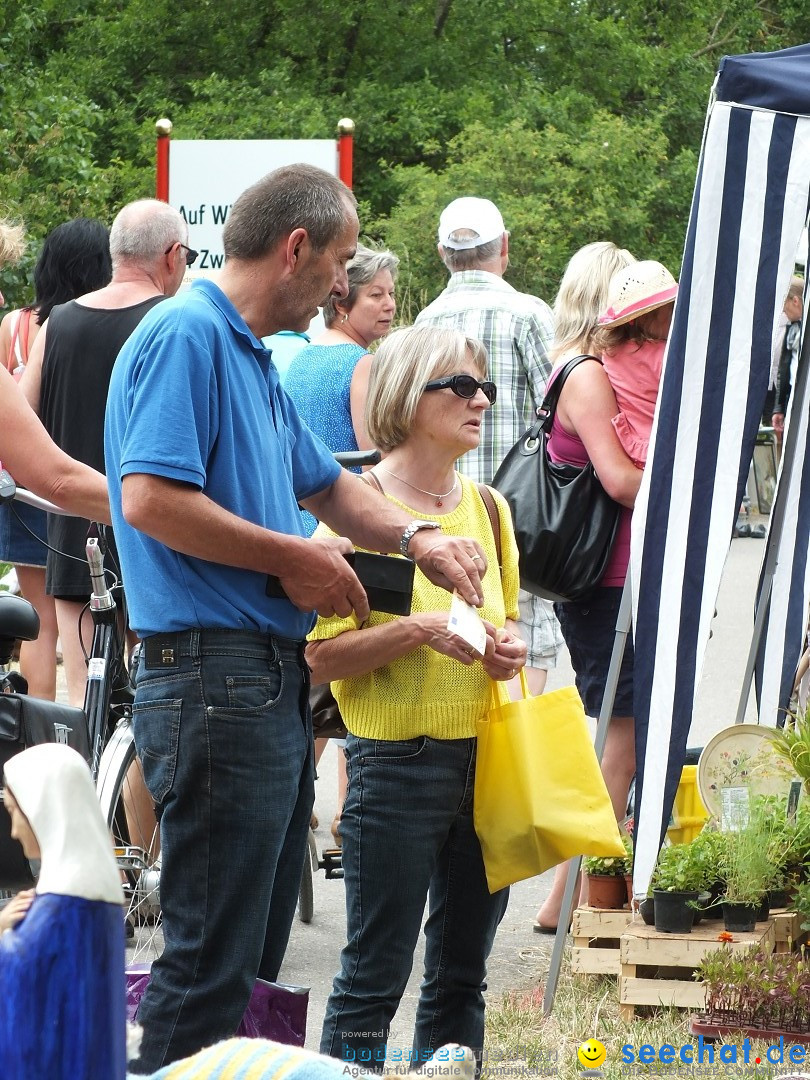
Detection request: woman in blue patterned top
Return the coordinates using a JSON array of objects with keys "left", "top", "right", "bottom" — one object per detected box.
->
[
  {"left": 285, "top": 243, "right": 398, "bottom": 537},
  {"left": 285, "top": 243, "right": 398, "bottom": 848}
]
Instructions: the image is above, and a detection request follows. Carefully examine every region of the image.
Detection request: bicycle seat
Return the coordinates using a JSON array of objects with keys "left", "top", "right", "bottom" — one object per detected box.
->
[{"left": 0, "top": 594, "right": 40, "bottom": 665}]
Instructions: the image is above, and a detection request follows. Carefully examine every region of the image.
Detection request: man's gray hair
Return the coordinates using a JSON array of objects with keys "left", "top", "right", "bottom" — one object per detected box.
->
[
  {"left": 109, "top": 200, "right": 187, "bottom": 265},
  {"left": 323, "top": 243, "right": 399, "bottom": 326},
  {"left": 223, "top": 164, "right": 357, "bottom": 261},
  {"left": 441, "top": 235, "right": 502, "bottom": 273},
  {"left": 787, "top": 275, "right": 804, "bottom": 302}
]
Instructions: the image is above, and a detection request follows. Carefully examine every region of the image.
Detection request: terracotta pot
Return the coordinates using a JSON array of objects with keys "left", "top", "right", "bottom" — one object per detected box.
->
[
  {"left": 625, "top": 874, "right": 634, "bottom": 907},
  {"left": 586, "top": 873, "right": 628, "bottom": 909}
]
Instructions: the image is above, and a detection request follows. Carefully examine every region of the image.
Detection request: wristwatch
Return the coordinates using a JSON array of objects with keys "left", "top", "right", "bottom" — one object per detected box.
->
[{"left": 400, "top": 520, "right": 441, "bottom": 558}]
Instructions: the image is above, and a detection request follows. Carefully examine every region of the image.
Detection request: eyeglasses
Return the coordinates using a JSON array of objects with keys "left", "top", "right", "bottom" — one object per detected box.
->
[
  {"left": 423, "top": 374, "right": 497, "bottom": 404},
  {"left": 165, "top": 242, "right": 199, "bottom": 267}
]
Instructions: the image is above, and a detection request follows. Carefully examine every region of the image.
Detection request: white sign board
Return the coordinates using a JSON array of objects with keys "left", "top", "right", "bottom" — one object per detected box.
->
[{"left": 168, "top": 139, "right": 338, "bottom": 276}]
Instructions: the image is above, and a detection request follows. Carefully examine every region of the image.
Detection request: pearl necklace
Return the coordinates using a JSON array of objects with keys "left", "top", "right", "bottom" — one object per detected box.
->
[{"left": 377, "top": 468, "right": 458, "bottom": 507}]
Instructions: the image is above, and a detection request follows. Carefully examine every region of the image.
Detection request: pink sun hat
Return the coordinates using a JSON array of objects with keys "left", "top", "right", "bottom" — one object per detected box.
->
[{"left": 599, "top": 260, "right": 678, "bottom": 327}]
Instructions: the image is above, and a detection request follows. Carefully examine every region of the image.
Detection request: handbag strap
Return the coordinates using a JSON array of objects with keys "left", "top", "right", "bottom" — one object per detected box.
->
[
  {"left": 361, "top": 469, "right": 384, "bottom": 494},
  {"left": 536, "top": 354, "right": 601, "bottom": 434},
  {"left": 476, "top": 484, "right": 502, "bottom": 570}
]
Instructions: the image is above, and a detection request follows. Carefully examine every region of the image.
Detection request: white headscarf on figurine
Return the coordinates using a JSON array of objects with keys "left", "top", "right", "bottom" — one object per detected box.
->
[{"left": 4, "top": 743, "right": 123, "bottom": 903}]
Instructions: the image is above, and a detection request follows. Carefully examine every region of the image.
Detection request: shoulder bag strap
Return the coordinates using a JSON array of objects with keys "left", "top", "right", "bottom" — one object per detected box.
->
[
  {"left": 476, "top": 484, "right": 502, "bottom": 570},
  {"left": 6, "top": 310, "right": 21, "bottom": 372},
  {"left": 360, "top": 469, "right": 385, "bottom": 494},
  {"left": 536, "top": 354, "right": 602, "bottom": 434},
  {"left": 18, "top": 308, "right": 32, "bottom": 361}
]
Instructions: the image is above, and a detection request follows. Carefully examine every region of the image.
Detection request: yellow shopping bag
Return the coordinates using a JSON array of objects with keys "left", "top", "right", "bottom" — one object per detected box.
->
[{"left": 474, "top": 671, "right": 625, "bottom": 893}]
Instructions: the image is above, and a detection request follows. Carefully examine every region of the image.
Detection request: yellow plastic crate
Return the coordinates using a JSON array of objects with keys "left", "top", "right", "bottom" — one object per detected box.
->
[{"left": 666, "top": 764, "right": 709, "bottom": 845}]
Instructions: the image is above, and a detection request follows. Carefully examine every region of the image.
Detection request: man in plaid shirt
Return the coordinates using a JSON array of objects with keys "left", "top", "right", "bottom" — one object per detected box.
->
[{"left": 415, "top": 196, "right": 562, "bottom": 693}]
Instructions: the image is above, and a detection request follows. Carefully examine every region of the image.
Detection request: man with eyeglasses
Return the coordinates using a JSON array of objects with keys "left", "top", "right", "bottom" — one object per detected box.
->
[
  {"left": 19, "top": 198, "right": 189, "bottom": 707},
  {"left": 415, "top": 196, "right": 562, "bottom": 697}
]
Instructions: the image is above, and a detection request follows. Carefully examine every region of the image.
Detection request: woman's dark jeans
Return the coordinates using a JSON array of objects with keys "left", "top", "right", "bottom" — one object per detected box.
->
[{"left": 321, "top": 733, "right": 509, "bottom": 1071}]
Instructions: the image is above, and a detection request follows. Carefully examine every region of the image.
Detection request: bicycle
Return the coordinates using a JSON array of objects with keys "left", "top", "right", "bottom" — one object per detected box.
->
[
  {"left": 0, "top": 474, "right": 162, "bottom": 960},
  {"left": 5, "top": 448, "right": 379, "bottom": 933}
]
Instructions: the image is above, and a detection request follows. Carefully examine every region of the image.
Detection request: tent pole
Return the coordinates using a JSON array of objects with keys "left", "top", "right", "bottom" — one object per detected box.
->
[
  {"left": 543, "top": 579, "right": 632, "bottom": 1014},
  {"left": 733, "top": 305, "right": 810, "bottom": 724}
]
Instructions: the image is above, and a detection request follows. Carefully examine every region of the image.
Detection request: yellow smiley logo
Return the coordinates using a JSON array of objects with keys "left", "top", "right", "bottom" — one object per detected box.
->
[{"left": 577, "top": 1040, "right": 606, "bottom": 1069}]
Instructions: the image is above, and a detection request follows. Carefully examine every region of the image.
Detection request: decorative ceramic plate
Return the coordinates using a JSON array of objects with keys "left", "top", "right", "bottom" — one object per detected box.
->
[{"left": 697, "top": 723, "right": 797, "bottom": 822}]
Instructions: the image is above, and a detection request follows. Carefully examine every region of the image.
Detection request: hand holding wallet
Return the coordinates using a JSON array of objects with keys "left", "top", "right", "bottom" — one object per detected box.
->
[{"left": 266, "top": 551, "right": 414, "bottom": 615}]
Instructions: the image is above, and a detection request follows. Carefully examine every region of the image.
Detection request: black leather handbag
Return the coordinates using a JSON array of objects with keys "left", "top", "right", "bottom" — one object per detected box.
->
[
  {"left": 0, "top": 694, "right": 90, "bottom": 887},
  {"left": 492, "top": 354, "right": 622, "bottom": 603}
]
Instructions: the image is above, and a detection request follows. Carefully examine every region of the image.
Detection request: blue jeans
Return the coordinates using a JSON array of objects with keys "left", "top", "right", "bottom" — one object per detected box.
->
[
  {"left": 320, "top": 734, "right": 509, "bottom": 1070},
  {"left": 129, "top": 630, "right": 313, "bottom": 1073}
]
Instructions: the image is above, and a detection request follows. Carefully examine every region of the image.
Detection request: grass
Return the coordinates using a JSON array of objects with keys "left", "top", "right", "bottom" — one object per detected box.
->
[{"left": 482, "top": 959, "right": 790, "bottom": 1080}]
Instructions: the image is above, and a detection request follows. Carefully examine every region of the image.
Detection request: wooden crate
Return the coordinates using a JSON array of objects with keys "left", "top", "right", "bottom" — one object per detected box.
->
[
  {"left": 772, "top": 909, "right": 808, "bottom": 953},
  {"left": 619, "top": 919, "right": 775, "bottom": 1021},
  {"left": 571, "top": 907, "right": 632, "bottom": 976}
]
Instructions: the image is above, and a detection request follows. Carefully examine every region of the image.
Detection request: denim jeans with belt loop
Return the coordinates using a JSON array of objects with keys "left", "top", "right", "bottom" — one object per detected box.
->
[
  {"left": 128, "top": 629, "right": 313, "bottom": 1073},
  {"left": 321, "top": 733, "right": 509, "bottom": 1071}
]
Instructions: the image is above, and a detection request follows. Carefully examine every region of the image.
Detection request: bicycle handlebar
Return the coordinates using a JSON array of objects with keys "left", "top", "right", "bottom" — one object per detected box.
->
[{"left": 87, "top": 537, "right": 115, "bottom": 611}]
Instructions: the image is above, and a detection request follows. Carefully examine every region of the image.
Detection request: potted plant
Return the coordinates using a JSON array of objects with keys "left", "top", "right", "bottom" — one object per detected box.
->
[
  {"left": 584, "top": 839, "right": 630, "bottom": 910},
  {"left": 790, "top": 880, "right": 810, "bottom": 936},
  {"left": 720, "top": 806, "right": 783, "bottom": 932},
  {"left": 752, "top": 793, "right": 810, "bottom": 906},
  {"left": 694, "top": 945, "right": 810, "bottom": 1037},
  {"left": 767, "top": 704, "right": 810, "bottom": 795},
  {"left": 687, "top": 824, "right": 729, "bottom": 919},
  {"left": 651, "top": 841, "right": 713, "bottom": 934}
]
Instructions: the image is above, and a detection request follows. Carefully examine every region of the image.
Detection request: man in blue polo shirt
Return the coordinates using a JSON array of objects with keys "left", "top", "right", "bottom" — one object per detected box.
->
[{"left": 105, "top": 163, "right": 489, "bottom": 1073}]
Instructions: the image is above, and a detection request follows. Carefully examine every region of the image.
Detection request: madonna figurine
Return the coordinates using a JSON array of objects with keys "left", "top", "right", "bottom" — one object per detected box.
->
[{"left": 0, "top": 743, "right": 125, "bottom": 1079}]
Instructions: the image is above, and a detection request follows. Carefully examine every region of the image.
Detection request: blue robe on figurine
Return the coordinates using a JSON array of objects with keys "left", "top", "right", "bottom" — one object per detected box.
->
[{"left": 0, "top": 743, "right": 126, "bottom": 1080}]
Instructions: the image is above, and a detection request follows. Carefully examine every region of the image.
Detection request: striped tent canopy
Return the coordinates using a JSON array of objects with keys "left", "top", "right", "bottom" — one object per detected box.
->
[{"left": 631, "top": 43, "right": 810, "bottom": 897}]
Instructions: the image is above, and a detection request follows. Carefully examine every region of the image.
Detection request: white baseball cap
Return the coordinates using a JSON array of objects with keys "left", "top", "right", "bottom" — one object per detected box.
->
[{"left": 438, "top": 197, "right": 506, "bottom": 250}]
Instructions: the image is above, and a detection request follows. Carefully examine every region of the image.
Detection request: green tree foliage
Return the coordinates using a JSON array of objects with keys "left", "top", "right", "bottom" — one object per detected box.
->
[{"left": 0, "top": 0, "right": 808, "bottom": 307}]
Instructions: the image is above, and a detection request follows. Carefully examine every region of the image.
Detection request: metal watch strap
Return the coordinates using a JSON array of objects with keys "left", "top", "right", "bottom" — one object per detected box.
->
[{"left": 399, "top": 520, "right": 441, "bottom": 558}]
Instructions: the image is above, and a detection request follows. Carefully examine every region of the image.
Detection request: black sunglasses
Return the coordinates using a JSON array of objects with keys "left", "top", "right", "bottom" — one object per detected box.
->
[
  {"left": 423, "top": 374, "right": 497, "bottom": 404},
  {"left": 165, "top": 242, "right": 199, "bottom": 267}
]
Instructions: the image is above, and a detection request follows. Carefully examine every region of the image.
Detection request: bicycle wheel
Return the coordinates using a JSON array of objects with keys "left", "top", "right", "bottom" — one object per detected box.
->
[
  {"left": 97, "top": 718, "right": 163, "bottom": 962},
  {"left": 297, "top": 829, "right": 318, "bottom": 924}
]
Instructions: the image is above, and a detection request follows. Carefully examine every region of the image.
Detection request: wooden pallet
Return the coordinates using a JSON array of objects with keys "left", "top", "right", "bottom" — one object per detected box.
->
[
  {"left": 772, "top": 909, "right": 808, "bottom": 953},
  {"left": 618, "top": 919, "right": 775, "bottom": 1021},
  {"left": 571, "top": 907, "right": 633, "bottom": 976}
]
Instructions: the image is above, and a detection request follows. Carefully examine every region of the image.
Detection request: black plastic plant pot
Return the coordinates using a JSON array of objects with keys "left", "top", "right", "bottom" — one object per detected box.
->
[
  {"left": 692, "top": 891, "right": 711, "bottom": 927},
  {"left": 722, "top": 901, "right": 759, "bottom": 933},
  {"left": 653, "top": 889, "right": 698, "bottom": 934},
  {"left": 639, "top": 897, "right": 655, "bottom": 925},
  {"left": 757, "top": 895, "right": 770, "bottom": 923},
  {"left": 768, "top": 888, "right": 790, "bottom": 910},
  {"left": 702, "top": 882, "right": 725, "bottom": 920}
]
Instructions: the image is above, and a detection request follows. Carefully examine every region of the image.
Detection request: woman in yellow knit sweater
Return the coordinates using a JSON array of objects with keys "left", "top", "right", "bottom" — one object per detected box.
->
[{"left": 309, "top": 325, "right": 527, "bottom": 1070}]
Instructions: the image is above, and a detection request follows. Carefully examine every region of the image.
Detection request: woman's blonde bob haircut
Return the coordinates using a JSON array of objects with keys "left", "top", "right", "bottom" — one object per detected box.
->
[
  {"left": 366, "top": 325, "right": 488, "bottom": 453},
  {"left": 551, "top": 241, "right": 635, "bottom": 363}
]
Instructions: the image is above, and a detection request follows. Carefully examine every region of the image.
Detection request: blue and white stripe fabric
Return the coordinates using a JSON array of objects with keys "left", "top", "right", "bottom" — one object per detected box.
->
[{"left": 630, "top": 43, "right": 810, "bottom": 897}]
